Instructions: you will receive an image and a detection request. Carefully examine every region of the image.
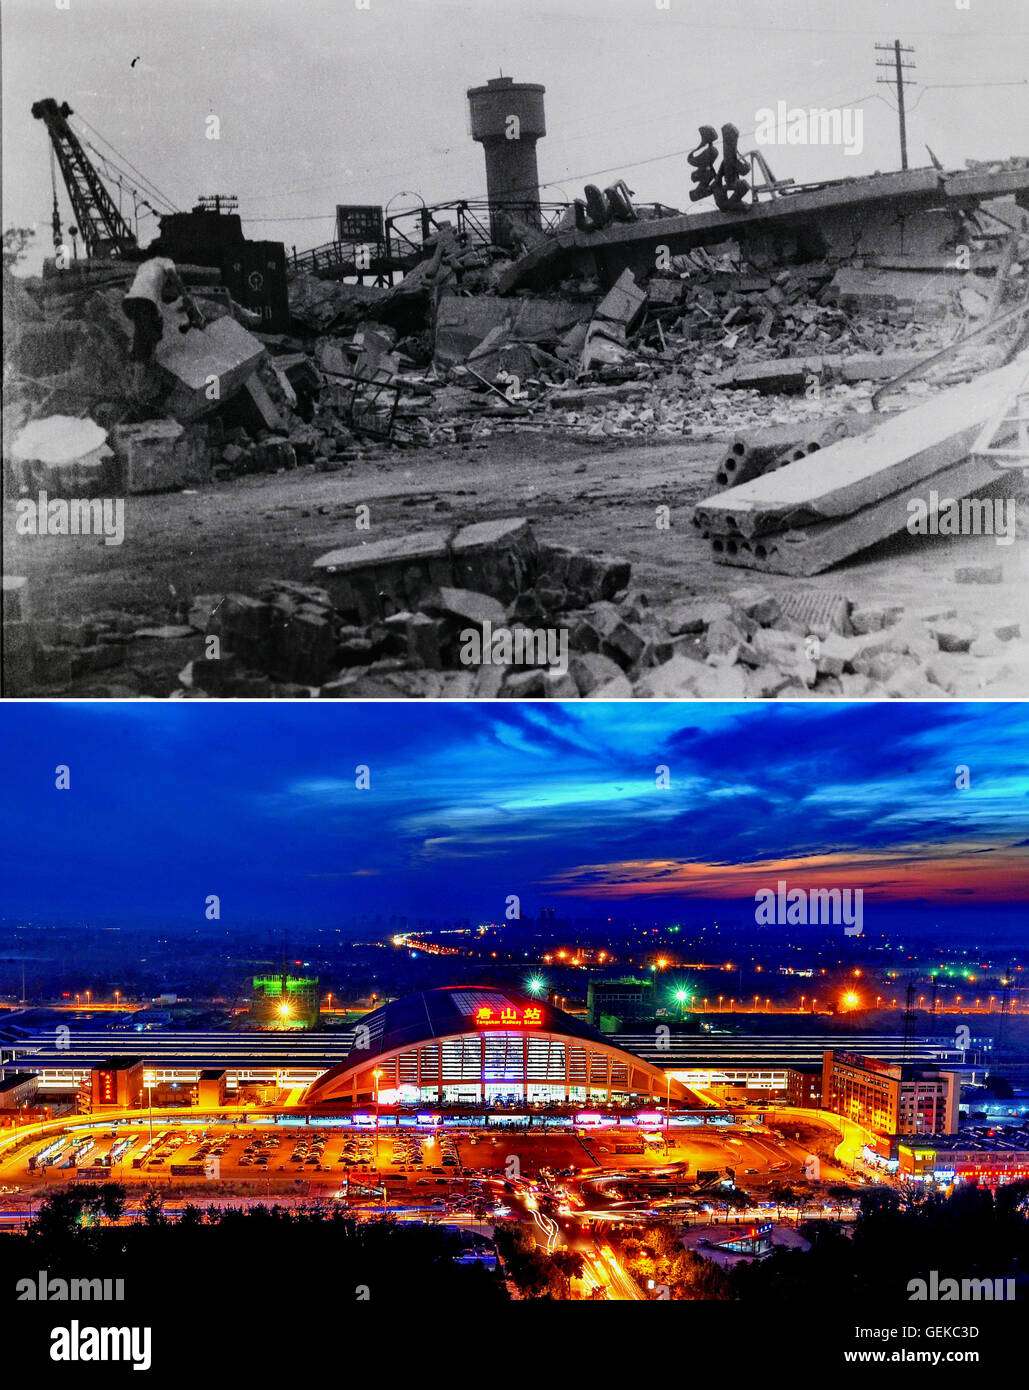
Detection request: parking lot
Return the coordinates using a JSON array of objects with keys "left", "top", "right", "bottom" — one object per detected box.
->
[{"left": 0, "top": 1114, "right": 836, "bottom": 1207}]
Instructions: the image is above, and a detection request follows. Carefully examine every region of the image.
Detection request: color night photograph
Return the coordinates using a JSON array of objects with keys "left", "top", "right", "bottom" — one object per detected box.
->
[{"left": 0, "top": 700, "right": 1026, "bottom": 1364}]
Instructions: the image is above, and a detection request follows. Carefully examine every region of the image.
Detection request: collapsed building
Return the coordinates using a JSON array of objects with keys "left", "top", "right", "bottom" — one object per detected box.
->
[{"left": 3, "top": 84, "right": 1029, "bottom": 698}]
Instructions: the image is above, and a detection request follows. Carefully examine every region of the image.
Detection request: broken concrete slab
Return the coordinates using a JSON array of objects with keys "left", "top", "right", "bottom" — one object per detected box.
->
[
  {"left": 719, "top": 357, "right": 824, "bottom": 394},
  {"left": 422, "top": 586, "right": 508, "bottom": 627},
  {"left": 113, "top": 419, "right": 210, "bottom": 494},
  {"left": 155, "top": 311, "right": 265, "bottom": 421},
  {"left": 450, "top": 518, "right": 538, "bottom": 601},
  {"left": 695, "top": 350, "right": 1029, "bottom": 539},
  {"left": 312, "top": 531, "right": 453, "bottom": 622},
  {"left": 594, "top": 268, "right": 648, "bottom": 334}
]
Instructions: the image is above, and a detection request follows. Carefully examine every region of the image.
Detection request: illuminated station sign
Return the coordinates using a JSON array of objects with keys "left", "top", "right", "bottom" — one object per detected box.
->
[{"left": 474, "top": 1005, "right": 543, "bottom": 1028}]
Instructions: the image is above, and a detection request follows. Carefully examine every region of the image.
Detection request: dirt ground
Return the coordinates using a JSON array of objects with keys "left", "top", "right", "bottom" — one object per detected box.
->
[{"left": 6, "top": 427, "right": 1027, "bottom": 697}]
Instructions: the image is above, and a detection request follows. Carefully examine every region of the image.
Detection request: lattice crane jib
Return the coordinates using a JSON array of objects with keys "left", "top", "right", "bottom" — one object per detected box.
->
[{"left": 31, "top": 97, "right": 138, "bottom": 259}]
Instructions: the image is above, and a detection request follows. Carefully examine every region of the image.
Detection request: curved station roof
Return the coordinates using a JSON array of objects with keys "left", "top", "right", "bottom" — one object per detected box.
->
[{"left": 303, "top": 985, "right": 693, "bottom": 1105}]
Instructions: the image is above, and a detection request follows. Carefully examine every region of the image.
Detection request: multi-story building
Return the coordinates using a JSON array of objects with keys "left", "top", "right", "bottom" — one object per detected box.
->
[
  {"left": 91, "top": 1056, "right": 145, "bottom": 1110},
  {"left": 586, "top": 977, "right": 654, "bottom": 1029},
  {"left": 896, "top": 1128, "right": 1029, "bottom": 1187},
  {"left": 785, "top": 1064, "right": 823, "bottom": 1109},
  {"left": 821, "top": 1050, "right": 958, "bottom": 1136}
]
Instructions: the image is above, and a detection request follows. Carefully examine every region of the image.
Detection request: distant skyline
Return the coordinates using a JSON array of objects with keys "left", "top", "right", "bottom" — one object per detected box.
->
[
  {"left": 4, "top": 0, "right": 1028, "bottom": 273},
  {"left": 0, "top": 702, "right": 1026, "bottom": 934}
]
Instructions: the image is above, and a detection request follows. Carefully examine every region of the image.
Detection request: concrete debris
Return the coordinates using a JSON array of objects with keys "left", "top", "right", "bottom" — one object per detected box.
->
[{"left": 695, "top": 350, "right": 1029, "bottom": 574}]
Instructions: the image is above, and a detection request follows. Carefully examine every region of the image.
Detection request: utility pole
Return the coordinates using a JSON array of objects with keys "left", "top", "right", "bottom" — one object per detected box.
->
[{"left": 876, "top": 41, "right": 916, "bottom": 171}]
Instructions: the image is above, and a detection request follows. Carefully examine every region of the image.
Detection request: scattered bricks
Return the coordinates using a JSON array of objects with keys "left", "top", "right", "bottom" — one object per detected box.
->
[
  {"left": 320, "top": 672, "right": 399, "bottom": 699},
  {"left": 2, "top": 576, "right": 30, "bottom": 623},
  {"left": 602, "top": 619, "right": 647, "bottom": 670},
  {"left": 578, "top": 553, "right": 632, "bottom": 602},
  {"left": 450, "top": 518, "right": 538, "bottom": 602},
  {"left": 839, "top": 673, "right": 875, "bottom": 697},
  {"left": 745, "top": 666, "right": 804, "bottom": 698},
  {"left": 569, "top": 614, "right": 602, "bottom": 653},
  {"left": 543, "top": 668, "right": 579, "bottom": 698},
  {"left": 218, "top": 594, "right": 274, "bottom": 664},
  {"left": 275, "top": 607, "right": 338, "bottom": 683},
  {"left": 536, "top": 585, "right": 568, "bottom": 615},
  {"left": 423, "top": 586, "right": 508, "bottom": 628},
  {"left": 337, "top": 634, "right": 378, "bottom": 668},
  {"left": 312, "top": 530, "right": 452, "bottom": 622},
  {"left": 777, "top": 588, "right": 851, "bottom": 637},
  {"left": 404, "top": 612, "right": 445, "bottom": 669},
  {"left": 473, "top": 665, "right": 506, "bottom": 698},
  {"left": 749, "top": 628, "right": 808, "bottom": 666},
  {"left": 702, "top": 616, "right": 747, "bottom": 657},
  {"left": 589, "top": 672, "right": 633, "bottom": 698},
  {"left": 535, "top": 543, "right": 575, "bottom": 587},
  {"left": 501, "top": 668, "right": 546, "bottom": 698},
  {"left": 849, "top": 603, "right": 904, "bottom": 635},
  {"left": 852, "top": 648, "right": 909, "bottom": 682},
  {"left": 930, "top": 620, "right": 975, "bottom": 654},
  {"left": 995, "top": 621, "right": 1022, "bottom": 642},
  {"left": 665, "top": 599, "right": 732, "bottom": 636},
  {"left": 954, "top": 564, "right": 1003, "bottom": 584},
  {"left": 690, "top": 664, "right": 749, "bottom": 698},
  {"left": 569, "top": 651, "right": 624, "bottom": 696},
  {"left": 728, "top": 585, "right": 781, "bottom": 627},
  {"left": 924, "top": 657, "right": 966, "bottom": 695},
  {"left": 633, "top": 654, "right": 712, "bottom": 697},
  {"left": 814, "top": 632, "right": 860, "bottom": 678}
]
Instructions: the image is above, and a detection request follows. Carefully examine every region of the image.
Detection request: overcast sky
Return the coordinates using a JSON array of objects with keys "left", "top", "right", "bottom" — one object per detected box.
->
[{"left": 3, "top": 0, "right": 1027, "bottom": 274}]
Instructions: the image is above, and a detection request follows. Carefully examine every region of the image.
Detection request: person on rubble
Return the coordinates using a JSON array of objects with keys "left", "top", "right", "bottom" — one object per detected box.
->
[{"left": 122, "top": 255, "right": 193, "bottom": 394}]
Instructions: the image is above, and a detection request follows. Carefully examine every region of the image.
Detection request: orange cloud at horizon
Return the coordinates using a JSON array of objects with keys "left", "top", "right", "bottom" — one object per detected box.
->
[{"left": 544, "top": 843, "right": 1029, "bottom": 901}]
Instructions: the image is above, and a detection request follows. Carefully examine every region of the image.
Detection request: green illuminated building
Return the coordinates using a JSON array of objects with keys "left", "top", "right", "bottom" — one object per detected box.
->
[{"left": 251, "top": 973, "right": 320, "bottom": 1030}]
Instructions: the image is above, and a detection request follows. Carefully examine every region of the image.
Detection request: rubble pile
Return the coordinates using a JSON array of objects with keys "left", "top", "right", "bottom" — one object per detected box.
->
[{"left": 172, "top": 561, "right": 1029, "bottom": 701}]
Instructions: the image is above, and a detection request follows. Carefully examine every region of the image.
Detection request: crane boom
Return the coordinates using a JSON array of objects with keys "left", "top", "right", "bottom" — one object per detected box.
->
[{"left": 31, "top": 97, "right": 138, "bottom": 259}]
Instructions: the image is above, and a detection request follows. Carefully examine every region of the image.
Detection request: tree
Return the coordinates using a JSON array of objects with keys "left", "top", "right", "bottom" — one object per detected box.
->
[
  {"left": 769, "top": 1183, "right": 797, "bottom": 1222},
  {"left": 3, "top": 226, "right": 35, "bottom": 270},
  {"left": 827, "top": 1184, "right": 855, "bottom": 1219}
]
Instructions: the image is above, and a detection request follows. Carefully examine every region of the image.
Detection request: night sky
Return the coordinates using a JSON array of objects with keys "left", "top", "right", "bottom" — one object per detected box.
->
[{"left": 0, "top": 702, "right": 1026, "bottom": 935}]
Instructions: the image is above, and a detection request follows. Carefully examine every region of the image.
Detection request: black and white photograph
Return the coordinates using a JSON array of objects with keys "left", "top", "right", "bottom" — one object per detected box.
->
[{"left": 3, "top": 0, "right": 1027, "bottom": 700}]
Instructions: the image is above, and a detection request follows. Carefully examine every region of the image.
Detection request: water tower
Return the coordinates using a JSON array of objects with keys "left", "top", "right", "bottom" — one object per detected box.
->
[{"left": 467, "top": 75, "right": 547, "bottom": 239}]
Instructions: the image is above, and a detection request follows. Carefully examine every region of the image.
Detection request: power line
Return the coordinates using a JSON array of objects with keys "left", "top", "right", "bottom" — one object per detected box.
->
[{"left": 74, "top": 113, "right": 181, "bottom": 213}]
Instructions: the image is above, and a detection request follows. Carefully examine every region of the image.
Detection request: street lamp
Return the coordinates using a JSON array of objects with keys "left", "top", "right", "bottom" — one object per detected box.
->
[{"left": 144, "top": 1072, "right": 155, "bottom": 1145}]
